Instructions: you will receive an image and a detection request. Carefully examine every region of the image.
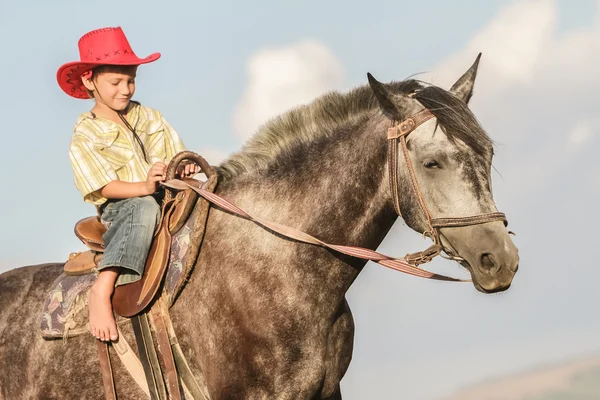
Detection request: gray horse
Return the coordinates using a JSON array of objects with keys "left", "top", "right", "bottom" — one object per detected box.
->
[{"left": 0, "top": 55, "right": 518, "bottom": 399}]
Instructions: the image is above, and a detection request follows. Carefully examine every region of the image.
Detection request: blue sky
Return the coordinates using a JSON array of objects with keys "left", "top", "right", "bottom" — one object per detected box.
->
[{"left": 1, "top": 1, "right": 599, "bottom": 399}]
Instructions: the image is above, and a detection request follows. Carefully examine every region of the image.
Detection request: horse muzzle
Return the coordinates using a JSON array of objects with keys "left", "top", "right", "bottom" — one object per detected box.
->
[{"left": 439, "top": 221, "right": 519, "bottom": 293}]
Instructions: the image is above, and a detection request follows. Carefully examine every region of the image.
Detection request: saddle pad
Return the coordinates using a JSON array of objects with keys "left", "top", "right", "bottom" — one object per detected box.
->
[{"left": 40, "top": 217, "right": 195, "bottom": 340}]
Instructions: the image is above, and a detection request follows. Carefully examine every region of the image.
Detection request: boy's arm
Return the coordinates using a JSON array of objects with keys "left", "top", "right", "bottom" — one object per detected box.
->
[
  {"left": 70, "top": 133, "right": 167, "bottom": 204},
  {"left": 99, "top": 162, "right": 167, "bottom": 199}
]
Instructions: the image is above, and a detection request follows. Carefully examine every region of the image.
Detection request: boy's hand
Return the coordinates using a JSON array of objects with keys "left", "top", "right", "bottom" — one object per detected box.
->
[
  {"left": 176, "top": 162, "right": 200, "bottom": 179},
  {"left": 145, "top": 162, "right": 167, "bottom": 194}
]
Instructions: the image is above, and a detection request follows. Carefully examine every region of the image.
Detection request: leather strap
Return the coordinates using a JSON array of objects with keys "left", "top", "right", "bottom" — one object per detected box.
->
[
  {"left": 431, "top": 212, "right": 507, "bottom": 228},
  {"left": 387, "top": 109, "right": 435, "bottom": 140},
  {"left": 159, "top": 294, "right": 211, "bottom": 400},
  {"left": 149, "top": 304, "right": 182, "bottom": 400},
  {"left": 131, "top": 314, "right": 167, "bottom": 400},
  {"left": 399, "top": 133, "right": 437, "bottom": 239},
  {"left": 171, "top": 338, "right": 210, "bottom": 400},
  {"left": 169, "top": 174, "right": 219, "bottom": 307},
  {"left": 114, "top": 308, "right": 208, "bottom": 400},
  {"left": 387, "top": 109, "right": 435, "bottom": 220},
  {"left": 386, "top": 108, "right": 511, "bottom": 265},
  {"left": 137, "top": 200, "right": 177, "bottom": 307},
  {"left": 387, "top": 137, "right": 402, "bottom": 216},
  {"left": 97, "top": 341, "right": 117, "bottom": 400},
  {"left": 164, "top": 151, "right": 216, "bottom": 204},
  {"left": 161, "top": 179, "right": 466, "bottom": 282},
  {"left": 113, "top": 328, "right": 151, "bottom": 397}
]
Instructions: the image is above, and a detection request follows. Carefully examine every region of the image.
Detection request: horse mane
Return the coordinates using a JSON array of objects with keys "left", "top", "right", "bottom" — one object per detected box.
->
[{"left": 218, "top": 79, "right": 493, "bottom": 182}]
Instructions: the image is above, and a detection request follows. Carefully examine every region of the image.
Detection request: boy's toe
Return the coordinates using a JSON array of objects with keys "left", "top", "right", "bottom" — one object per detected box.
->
[{"left": 109, "top": 325, "right": 119, "bottom": 341}]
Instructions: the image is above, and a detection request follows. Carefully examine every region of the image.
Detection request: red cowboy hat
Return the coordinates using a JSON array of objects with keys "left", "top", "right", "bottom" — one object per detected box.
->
[{"left": 57, "top": 26, "right": 161, "bottom": 99}]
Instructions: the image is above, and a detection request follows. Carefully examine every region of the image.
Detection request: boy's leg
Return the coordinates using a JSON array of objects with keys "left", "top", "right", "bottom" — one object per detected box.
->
[
  {"left": 90, "top": 196, "right": 161, "bottom": 341},
  {"left": 89, "top": 267, "right": 119, "bottom": 341}
]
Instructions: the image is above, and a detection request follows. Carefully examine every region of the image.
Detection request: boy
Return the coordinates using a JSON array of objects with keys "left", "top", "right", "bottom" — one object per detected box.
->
[{"left": 57, "top": 27, "right": 198, "bottom": 341}]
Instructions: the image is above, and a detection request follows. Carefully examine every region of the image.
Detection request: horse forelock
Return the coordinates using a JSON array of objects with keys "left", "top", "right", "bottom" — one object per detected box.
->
[{"left": 414, "top": 85, "right": 494, "bottom": 159}]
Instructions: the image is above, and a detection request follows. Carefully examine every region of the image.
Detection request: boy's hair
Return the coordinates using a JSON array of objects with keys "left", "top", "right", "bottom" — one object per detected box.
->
[{"left": 85, "top": 65, "right": 138, "bottom": 99}]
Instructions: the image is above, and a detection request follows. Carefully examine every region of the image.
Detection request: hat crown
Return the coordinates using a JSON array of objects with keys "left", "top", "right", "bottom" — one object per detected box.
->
[{"left": 77, "top": 27, "right": 138, "bottom": 63}]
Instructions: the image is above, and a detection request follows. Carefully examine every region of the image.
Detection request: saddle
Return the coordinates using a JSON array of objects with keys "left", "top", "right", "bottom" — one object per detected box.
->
[
  {"left": 65, "top": 152, "right": 214, "bottom": 317},
  {"left": 61, "top": 151, "right": 217, "bottom": 400},
  {"left": 66, "top": 178, "right": 201, "bottom": 317}
]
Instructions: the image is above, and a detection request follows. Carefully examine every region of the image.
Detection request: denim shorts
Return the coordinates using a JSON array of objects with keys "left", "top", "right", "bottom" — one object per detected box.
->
[{"left": 98, "top": 196, "right": 161, "bottom": 286}]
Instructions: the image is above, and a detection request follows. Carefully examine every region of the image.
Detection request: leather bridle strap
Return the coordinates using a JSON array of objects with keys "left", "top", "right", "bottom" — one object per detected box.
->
[
  {"left": 387, "top": 109, "right": 436, "bottom": 218},
  {"left": 431, "top": 212, "right": 507, "bottom": 228},
  {"left": 388, "top": 109, "right": 441, "bottom": 242},
  {"left": 387, "top": 108, "right": 508, "bottom": 263}
]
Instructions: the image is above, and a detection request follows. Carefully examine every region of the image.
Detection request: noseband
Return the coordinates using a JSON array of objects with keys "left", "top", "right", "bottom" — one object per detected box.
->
[{"left": 387, "top": 108, "right": 508, "bottom": 265}]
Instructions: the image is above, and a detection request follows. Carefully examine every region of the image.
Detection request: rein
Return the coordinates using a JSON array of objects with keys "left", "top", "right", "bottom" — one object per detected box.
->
[
  {"left": 162, "top": 178, "right": 464, "bottom": 282},
  {"left": 163, "top": 111, "right": 508, "bottom": 283}
]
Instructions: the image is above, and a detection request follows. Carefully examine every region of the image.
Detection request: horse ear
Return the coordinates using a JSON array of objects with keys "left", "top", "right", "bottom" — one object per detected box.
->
[
  {"left": 449, "top": 53, "right": 482, "bottom": 104},
  {"left": 368, "top": 73, "right": 418, "bottom": 119},
  {"left": 367, "top": 73, "right": 399, "bottom": 117}
]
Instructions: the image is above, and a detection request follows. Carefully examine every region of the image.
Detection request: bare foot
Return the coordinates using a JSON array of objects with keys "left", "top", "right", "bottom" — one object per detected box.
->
[{"left": 88, "top": 269, "right": 119, "bottom": 341}]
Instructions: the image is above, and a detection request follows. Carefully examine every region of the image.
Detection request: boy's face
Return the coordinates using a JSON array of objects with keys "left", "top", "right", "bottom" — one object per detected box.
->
[{"left": 82, "top": 67, "right": 138, "bottom": 111}]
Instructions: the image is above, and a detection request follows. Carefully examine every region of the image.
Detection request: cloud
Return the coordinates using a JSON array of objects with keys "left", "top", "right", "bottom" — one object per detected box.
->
[
  {"left": 428, "top": 0, "right": 556, "bottom": 92},
  {"left": 230, "top": 1, "right": 600, "bottom": 206},
  {"left": 427, "top": 0, "right": 600, "bottom": 117},
  {"left": 233, "top": 39, "right": 344, "bottom": 140},
  {"left": 567, "top": 118, "right": 598, "bottom": 151},
  {"left": 420, "top": 0, "right": 600, "bottom": 209}
]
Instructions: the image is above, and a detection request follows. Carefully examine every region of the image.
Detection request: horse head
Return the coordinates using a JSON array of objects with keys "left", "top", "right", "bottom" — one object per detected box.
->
[{"left": 368, "top": 54, "right": 519, "bottom": 293}]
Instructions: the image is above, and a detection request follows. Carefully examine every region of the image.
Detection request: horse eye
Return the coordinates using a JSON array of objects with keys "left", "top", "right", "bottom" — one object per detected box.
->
[{"left": 423, "top": 159, "right": 440, "bottom": 169}]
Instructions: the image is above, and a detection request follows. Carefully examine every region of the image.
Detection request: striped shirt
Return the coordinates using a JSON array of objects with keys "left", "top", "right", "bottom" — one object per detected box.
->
[{"left": 69, "top": 102, "right": 186, "bottom": 205}]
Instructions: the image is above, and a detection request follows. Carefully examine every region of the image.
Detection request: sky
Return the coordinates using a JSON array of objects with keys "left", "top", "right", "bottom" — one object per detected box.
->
[{"left": 1, "top": 0, "right": 599, "bottom": 399}]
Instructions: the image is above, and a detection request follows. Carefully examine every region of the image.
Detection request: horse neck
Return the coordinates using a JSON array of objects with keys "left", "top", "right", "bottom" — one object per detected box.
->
[{"left": 216, "top": 114, "right": 397, "bottom": 294}]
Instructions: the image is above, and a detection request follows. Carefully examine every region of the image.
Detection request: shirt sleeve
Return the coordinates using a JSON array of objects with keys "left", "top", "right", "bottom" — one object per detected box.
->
[
  {"left": 69, "top": 133, "right": 118, "bottom": 205},
  {"left": 160, "top": 112, "right": 187, "bottom": 162}
]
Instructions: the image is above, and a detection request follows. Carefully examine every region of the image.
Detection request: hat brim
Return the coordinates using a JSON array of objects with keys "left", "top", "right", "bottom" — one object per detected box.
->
[{"left": 57, "top": 52, "right": 161, "bottom": 99}]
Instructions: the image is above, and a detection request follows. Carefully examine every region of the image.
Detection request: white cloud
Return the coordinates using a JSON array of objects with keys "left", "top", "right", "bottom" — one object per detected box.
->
[
  {"left": 567, "top": 118, "right": 598, "bottom": 150},
  {"left": 428, "top": 0, "right": 600, "bottom": 106},
  {"left": 420, "top": 0, "right": 600, "bottom": 208},
  {"left": 233, "top": 39, "right": 344, "bottom": 140},
  {"left": 427, "top": 0, "right": 556, "bottom": 92}
]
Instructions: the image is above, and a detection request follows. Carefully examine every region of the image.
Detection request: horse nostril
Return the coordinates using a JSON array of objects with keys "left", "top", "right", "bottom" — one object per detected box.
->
[
  {"left": 480, "top": 253, "right": 498, "bottom": 271},
  {"left": 511, "top": 263, "right": 519, "bottom": 273}
]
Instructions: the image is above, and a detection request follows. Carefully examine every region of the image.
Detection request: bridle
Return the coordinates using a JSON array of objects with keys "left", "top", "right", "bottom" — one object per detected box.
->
[
  {"left": 162, "top": 111, "right": 512, "bottom": 282},
  {"left": 386, "top": 108, "right": 508, "bottom": 266}
]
